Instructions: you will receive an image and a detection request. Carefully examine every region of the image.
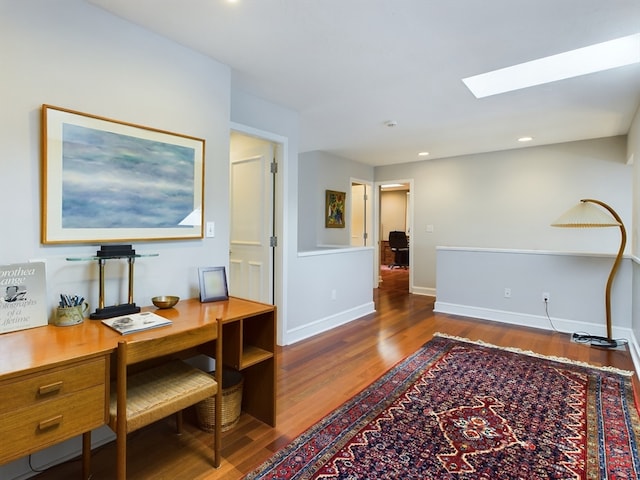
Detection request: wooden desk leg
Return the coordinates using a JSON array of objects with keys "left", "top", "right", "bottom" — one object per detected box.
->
[{"left": 82, "top": 431, "right": 91, "bottom": 479}]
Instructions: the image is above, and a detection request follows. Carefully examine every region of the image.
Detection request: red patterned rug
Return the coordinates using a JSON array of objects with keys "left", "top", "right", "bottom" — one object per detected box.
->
[{"left": 246, "top": 334, "right": 640, "bottom": 479}]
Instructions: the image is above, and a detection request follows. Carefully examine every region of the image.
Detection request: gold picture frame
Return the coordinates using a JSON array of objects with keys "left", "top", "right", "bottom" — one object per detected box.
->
[
  {"left": 325, "top": 190, "right": 346, "bottom": 228},
  {"left": 41, "top": 104, "right": 205, "bottom": 244}
]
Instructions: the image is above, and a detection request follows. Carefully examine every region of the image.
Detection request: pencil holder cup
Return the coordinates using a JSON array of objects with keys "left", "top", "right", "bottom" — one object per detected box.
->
[{"left": 53, "top": 303, "right": 88, "bottom": 326}]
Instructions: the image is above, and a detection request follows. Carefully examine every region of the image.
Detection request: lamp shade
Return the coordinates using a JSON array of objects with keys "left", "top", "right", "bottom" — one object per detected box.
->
[{"left": 551, "top": 201, "right": 621, "bottom": 228}]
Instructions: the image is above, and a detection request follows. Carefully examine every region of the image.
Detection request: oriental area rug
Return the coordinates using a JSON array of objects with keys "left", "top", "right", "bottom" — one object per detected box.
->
[{"left": 246, "top": 333, "right": 640, "bottom": 480}]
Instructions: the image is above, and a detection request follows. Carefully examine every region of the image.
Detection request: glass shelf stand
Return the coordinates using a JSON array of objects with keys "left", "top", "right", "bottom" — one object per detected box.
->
[{"left": 66, "top": 253, "right": 158, "bottom": 319}]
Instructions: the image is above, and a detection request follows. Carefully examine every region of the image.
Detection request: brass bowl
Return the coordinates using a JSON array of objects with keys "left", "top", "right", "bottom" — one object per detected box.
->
[{"left": 151, "top": 295, "right": 180, "bottom": 309}]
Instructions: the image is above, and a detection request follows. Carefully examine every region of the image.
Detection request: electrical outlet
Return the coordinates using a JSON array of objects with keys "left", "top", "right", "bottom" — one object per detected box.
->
[
  {"left": 504, "top": 288, "right": 511, "bottom": 298},
  {"left": 542, "top": 292, "right": 550, "bottom": 303}
]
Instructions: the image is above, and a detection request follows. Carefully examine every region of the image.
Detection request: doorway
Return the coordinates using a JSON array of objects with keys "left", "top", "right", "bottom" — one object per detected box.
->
[
  {"left": 377, "top": 181, "right": 412, "bottom": 291},
  {"left": 229, "top": 130, "right": 280, "bottom": 306}
]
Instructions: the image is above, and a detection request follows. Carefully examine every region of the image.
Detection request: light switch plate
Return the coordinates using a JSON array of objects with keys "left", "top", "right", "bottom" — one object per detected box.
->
[{"left": 206, "top": 222, "right": 215, "bottom": 238}]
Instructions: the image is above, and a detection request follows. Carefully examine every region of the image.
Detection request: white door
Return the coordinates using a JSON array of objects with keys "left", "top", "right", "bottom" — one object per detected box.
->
[
  {"left": 351, "top": 181, "right": 372, "bottom": 246},
  {"left": 229, "top": 135, "right": 275, "bottom": 303}
]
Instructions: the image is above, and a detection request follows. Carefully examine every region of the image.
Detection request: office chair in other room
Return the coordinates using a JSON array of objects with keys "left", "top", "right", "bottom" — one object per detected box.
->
[{"left": 388, "top": 231, "right": 409, "bottom": 269}]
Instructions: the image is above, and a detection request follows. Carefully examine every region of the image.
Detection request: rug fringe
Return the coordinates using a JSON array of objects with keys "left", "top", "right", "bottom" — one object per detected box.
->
[{"left": 433, "top": 332, "right": 635, "bottom": 377}]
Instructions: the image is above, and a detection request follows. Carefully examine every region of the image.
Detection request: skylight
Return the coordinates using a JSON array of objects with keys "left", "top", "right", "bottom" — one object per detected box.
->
[{"left": 463, "top": 33, "right": 640, "bottom": 98}]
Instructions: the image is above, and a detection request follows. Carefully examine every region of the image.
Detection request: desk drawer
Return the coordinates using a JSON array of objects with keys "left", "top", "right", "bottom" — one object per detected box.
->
[
  {"left": 0, "top": 356, "right": 106, "bottom": 413},
  {"left": 0, "top": 384, "right": 106, "bottom": 464}
]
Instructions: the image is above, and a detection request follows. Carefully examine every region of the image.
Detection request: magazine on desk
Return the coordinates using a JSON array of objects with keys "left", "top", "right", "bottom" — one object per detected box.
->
[
  {"left": 0, "top": 262, "right": 47, "bottom": 334},
  {"left": 101, "top": 311, "right": 172, "bottom": 335}
]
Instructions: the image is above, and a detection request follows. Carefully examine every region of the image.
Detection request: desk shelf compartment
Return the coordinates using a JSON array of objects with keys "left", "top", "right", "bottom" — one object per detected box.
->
[
  {"left": 223, "top": 312, "right": 275, "bottom": 371},
  {"left": 222, "top": 309, "right": 276, "bottom": 426}
]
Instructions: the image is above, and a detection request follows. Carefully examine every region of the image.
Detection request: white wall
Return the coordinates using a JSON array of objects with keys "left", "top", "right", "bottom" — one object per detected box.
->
[
  {"left": 231, "top": 93, "right": 377, "bottom": 346},
  {"left": 629, "top": 104, "right": 640, "bottom": 357},
  {"left": 290, "top": 150, "right": 376, "bottom": 343},
  {"left": 436, "top": 247, "right": 633, "bottom": 339},
  {"left": 0, "top": 0, "right": 231, "bottom": 309},
  {"left": 0, "top": 9, "right": 377, "bottom": 459},
  {"left": 377, "top": 137, "right": 634, "bottom": 352},
  {"left": 289, "top": 247, "right": 375, "bottom": 342},
  {"left": 380, "top": 190, "right": 408, "bottom": 240},
  {"left": 2, "top": 1, "right": 639, "bottom": 477},
  {"left": 375, "top": 136, "right": 632, "bottom": 293},
  {"left": 0, "top": 1, "right": 231, "bottom": 477},
  {"left": 298, "top": 150, "right": 374, "bottom": 250}
]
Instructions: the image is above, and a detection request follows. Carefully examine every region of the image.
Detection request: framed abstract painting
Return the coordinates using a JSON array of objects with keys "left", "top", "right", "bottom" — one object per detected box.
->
[{"left": 41, "top": 104, "right": 205, "bottom": 244}]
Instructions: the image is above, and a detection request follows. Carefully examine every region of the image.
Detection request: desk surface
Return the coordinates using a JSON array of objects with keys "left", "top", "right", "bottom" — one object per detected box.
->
[{"left": 0, "top": 297, "right": 275, "bottom": 380}]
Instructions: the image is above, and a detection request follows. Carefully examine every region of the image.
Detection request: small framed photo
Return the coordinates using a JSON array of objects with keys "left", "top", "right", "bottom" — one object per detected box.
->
[
  {"left": 198, "top": 266, "right": 229, "bottom": 303},
  {"left": 325, "top": 189, "right": 346, "bottom": 228}
]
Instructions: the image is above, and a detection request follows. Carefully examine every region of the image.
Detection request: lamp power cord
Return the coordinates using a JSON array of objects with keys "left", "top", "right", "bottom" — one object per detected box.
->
[{"left": 543, "top": 299, "right": 628, "bottom": 349}]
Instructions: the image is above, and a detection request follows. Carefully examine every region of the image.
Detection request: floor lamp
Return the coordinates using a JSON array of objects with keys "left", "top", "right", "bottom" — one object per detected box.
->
[{"left": 551, "top": 199, "right": 626, "bottom": 348}]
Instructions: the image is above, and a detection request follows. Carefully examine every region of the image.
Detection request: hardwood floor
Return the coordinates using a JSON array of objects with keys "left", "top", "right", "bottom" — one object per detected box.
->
[{"left": 33, "top": 267, "right": 639, "bottom": 479}]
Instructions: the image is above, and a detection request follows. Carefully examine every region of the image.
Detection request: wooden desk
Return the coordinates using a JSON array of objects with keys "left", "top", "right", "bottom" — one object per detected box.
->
[
  {"left": 380, "top": 240, "right": 394, "bottom": 266},
  {"left": 0, "top": 322, "right": 112, "bottom": 469},
  {"left": 152, "top": 297, "right": 277, "bottom": 426},
  {"left": 0, "top": 296, "right": 276, "bottom": 472}
]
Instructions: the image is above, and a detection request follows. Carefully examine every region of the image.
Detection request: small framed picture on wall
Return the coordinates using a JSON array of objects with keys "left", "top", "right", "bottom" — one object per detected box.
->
[{"left": 325, "top": 190, "right": 346, "bottom": 228}]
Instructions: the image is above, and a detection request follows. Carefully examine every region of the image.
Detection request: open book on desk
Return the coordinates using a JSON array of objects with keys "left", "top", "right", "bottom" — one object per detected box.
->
[{"left": 102, "top": 311, "right": 172, "bottom": 335}]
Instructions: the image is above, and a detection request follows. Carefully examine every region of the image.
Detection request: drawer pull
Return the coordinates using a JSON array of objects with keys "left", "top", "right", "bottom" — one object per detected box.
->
[
  {"left": 38, "top": 381, "right": 63, "bottom": 396},
  {"left": 38, "top": 415, "right": 63, "bottom": 431}
]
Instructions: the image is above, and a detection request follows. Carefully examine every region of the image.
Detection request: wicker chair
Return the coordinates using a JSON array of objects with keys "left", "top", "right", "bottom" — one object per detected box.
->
[{"left": 107, "top": 319, "right": 222, "bottom": 479}]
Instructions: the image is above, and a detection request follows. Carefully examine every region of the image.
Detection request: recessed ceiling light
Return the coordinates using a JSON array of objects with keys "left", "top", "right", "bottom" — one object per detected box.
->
[
  {"left": 518, "top": 136, "right": 533, "bottom": 142},
  {"left": 381, "top": 183, "right": 404, "bottom": 189},
  {"left": 462, "top": 33, "right": 640, "bottom": 98},
  {"left": 418, "top": 151, "right": 430, "bottom": 156}
]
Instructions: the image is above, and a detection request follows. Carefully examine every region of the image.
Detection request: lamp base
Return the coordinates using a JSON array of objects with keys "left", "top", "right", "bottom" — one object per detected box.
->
[
  {"left": 89, "top": 303, "right": 141, "bottom": 320},
  {"left": 570, "top": 332, "right": 622, "bottom": 349}
]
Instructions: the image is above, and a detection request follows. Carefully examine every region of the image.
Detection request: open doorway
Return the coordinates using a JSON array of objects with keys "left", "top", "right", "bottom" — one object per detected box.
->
[
  {"left": 229, "top": 132, "right": 276, "bottom": 304},
  {"left": 229, "top": 124, "right": 287, "bottom": 346},
  {"left": 378, "top": 181, "right": 411, "bottom": 291},
  {"left": 229, "top": 132, "right": 275, "bottom": 303}
]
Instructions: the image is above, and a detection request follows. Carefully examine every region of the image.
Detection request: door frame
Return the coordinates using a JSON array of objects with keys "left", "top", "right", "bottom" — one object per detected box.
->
[
  {"left": 230, "top": 122, "right": 287, "bottom": 345},
  {"left": 373, "top": 178, "right": 414, "bottom": 292}
]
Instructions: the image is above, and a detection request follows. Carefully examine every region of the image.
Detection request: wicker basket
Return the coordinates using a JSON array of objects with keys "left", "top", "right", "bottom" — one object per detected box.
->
[{"left": 196, "top": 368, "right": 243, "bottom": 433}]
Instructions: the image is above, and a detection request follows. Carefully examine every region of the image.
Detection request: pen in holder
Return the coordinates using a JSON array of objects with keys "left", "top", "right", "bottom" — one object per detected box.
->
[{"left": 53, "top": 294, "right": 89, "bottom": 327}]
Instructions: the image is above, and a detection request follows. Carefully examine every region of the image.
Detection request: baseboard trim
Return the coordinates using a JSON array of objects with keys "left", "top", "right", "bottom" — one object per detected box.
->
[
  {"left": 411, "top": 286, "right": 436, "bottom": 296},
  {"left": 434, "top": 302, "right": 566, "bottom": 332},
  {"left": 283, "top": 302, "right": 376, "bottom": 345}
]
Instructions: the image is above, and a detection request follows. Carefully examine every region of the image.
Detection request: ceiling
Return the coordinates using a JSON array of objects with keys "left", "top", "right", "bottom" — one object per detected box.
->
[{"left": 88, "top": 0, "right": 640, "bottom": 166}]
